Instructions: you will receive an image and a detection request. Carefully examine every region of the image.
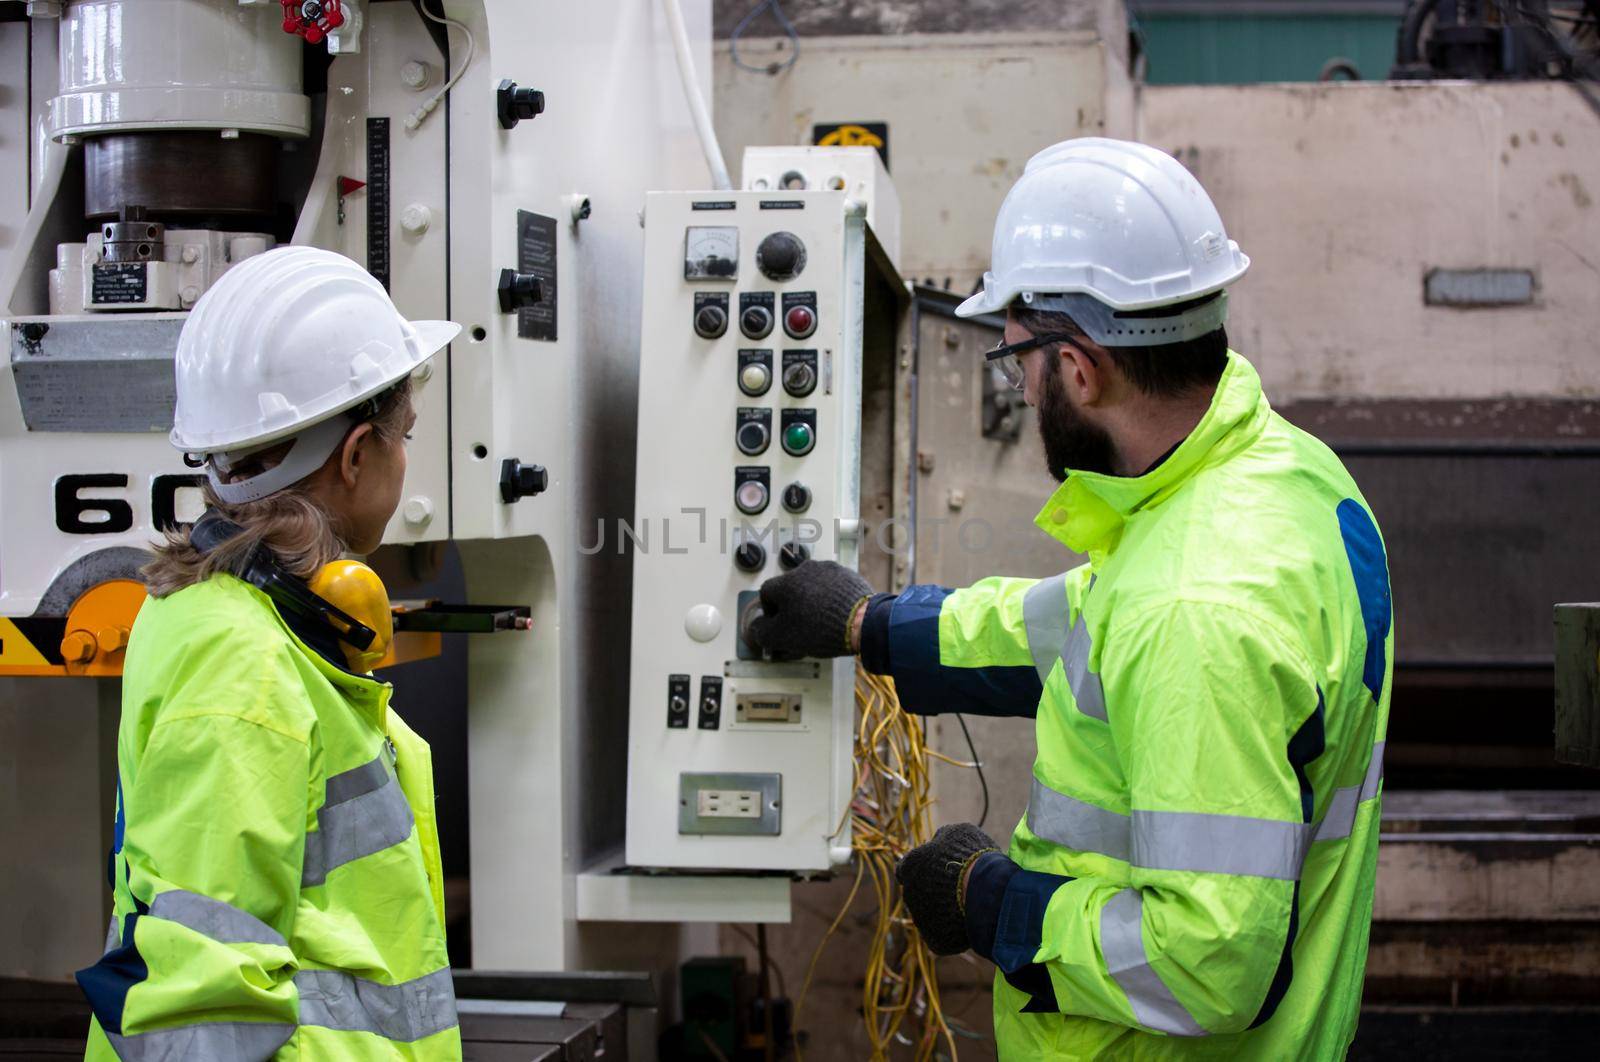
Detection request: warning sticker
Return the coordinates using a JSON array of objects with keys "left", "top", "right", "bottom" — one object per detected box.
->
[
  {"left": 813, "top": 122, "right": 890, "bottom": 170},
  {"left": 516, "top": 210, "right": 558, "bottom": 341}
]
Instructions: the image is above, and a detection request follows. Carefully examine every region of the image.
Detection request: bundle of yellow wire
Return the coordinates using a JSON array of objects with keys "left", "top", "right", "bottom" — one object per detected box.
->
[{"left": 795, "top": 665, "right": 979, "bottom": 1061}]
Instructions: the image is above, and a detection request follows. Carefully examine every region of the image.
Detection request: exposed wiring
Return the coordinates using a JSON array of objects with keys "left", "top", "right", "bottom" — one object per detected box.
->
[
  {"left": 794, "top": 666, "right": 983, "bottom": 1061},
  {"left": 730, "top": 0, "right": 801, "bottom": 75},
  {"left": 662, "top": 0, "right": 733, "bottom": 189},
  {"left": 954, "top": 714, "right": 989, "bottom": 830},
  {"left": 406, "top": 2, "right": 475, "bottom": 131}
]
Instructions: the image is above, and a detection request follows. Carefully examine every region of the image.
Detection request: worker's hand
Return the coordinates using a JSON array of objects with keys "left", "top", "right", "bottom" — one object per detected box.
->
[
  {"left": 895, "top": 823, "right": 1002, "bottom": 955},
  {"left": 746, "top": 560, "right": 873, "bottom": 659}
]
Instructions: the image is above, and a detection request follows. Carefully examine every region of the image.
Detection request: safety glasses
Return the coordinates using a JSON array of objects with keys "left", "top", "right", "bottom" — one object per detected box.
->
[{"left": 983, "top": 332, "right": 1083, "bottom": 390}]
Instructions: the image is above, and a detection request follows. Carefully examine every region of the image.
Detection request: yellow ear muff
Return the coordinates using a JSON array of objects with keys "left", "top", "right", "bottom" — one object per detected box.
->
[{"left": 308, "top": 560, "right": 394, "bottom": 673}]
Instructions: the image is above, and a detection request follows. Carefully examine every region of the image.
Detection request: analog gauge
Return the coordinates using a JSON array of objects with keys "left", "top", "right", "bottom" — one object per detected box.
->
[{"left": 684, "top": 226, "right": 739, "bottom": 280}]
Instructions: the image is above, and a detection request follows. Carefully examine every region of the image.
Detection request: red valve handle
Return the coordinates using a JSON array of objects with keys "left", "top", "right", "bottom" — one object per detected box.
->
[{"left": 281, "top": 0, "right": 346, "bottom": 45}]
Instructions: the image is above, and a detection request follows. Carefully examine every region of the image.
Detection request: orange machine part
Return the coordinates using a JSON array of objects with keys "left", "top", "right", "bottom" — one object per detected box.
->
[{"left": 61, "top": 579, "right": 149, "bottom": 677}]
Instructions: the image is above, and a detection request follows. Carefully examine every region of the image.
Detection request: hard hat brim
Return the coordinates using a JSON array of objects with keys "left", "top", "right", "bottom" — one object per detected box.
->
[{"left": 171, "top": 318, "right": 463, "bottom": 456}]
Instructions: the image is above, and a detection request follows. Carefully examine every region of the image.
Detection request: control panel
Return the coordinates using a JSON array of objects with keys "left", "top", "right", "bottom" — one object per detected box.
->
[{"left": 626, "top": 187, "right": 894, "bottom": 872}]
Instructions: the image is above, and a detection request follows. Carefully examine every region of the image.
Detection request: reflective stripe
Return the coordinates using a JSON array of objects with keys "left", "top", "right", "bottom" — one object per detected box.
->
[
  {"left": 106, "top": 1021, "right": 294, "bottom": 1060},
  {"left": 1132, "top": 810, "right": 1310, "bottom": 881},
  {"left": 1022, "top": 574, "right": 1069, "bottom": 683},
  {"left": 149, "top": 890, "right": 286, "bottom": 947},
  {"left": 1027, "top": 777, "right": 1131, "bottom": 862},
  {"left": 1312, "top": 741, "right": 1385, "bottom": 844},
  {"left": 302, "top": 758, "right": 415, "bottom": 888},
  {"left": 1062, "top": 616, "right": 1108, "bottom": 720},
  {"left": 324, "top": 753, "right": 391, "bottom": 806},
  {"left": 103, "top": 916, "right": 119, "bottom": 954},
  {"left": 1101, "top": 888, "right": 1208, "bottom": 1037},
  {"left": 295, "top": 966, "right": 458, "bottom": 1042}
]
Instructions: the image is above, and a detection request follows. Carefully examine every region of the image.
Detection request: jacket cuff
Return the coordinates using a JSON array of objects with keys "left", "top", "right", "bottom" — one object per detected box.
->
[
  {"left": 965, "top": 854, "right": 1074, "bottom": 974},
  {"left": 962, "top": 851, "right": 1020, "bottom": 962},
  {"left": 858, "top": 592, "right": 897, "bottom": 674}
]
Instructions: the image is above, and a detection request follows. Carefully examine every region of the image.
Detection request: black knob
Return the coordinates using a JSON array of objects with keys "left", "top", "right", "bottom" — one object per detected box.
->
[
  {"left": 497, "top": 269, "right": 543, "bottom": 313},
  {"left": 781, "top": 482, "right": 812, "bottom": 513},
  {"left": 756, "top": 231, "right": 807, "bottom": 280},
  {"left": 694, "top": 303, "right": 727, "bottom": 338},
  {"left": 497, "top": 79, "right": 546, "bottom": 129},
  {"left": 669, "top": 695, "right": 688, "bottom": 717},
  {"left": 736, "top": 419, "right": 769, "bottom": 456},
  {"left": 734, "top": 541, "right": 766, "bottom": 572},
  {"left": 782, "top": 361, "right": 816, "bottom": 397},
  {"left": 778, "top": 542, "right": 811, "bottom": 570},
  {"left": 740, "top": 305, "right": 773, "bottom": 340},
  {"left": 499, "top": 458, "right": 548, "bottom": 503}
]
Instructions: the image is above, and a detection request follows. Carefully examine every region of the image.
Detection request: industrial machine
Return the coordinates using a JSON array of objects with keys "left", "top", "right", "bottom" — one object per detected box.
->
[
  {"left": 0, "top": 0, "right": 720, "bottom": 984},
  {"left": 623, "top": 147, "right": 903, "bottom": 875}
]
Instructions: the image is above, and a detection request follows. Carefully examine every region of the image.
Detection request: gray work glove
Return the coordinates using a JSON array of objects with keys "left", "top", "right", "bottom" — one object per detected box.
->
[
  {"left": 746, "top": 559, "right": 872, "bottom": 659},
  {"left": 895, "top": 823, "right": 1002, "bottom": 955}
]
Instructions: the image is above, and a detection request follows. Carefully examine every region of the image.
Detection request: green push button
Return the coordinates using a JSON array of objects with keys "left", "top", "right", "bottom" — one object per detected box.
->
[{"left": 783, "top": 421, "right": 814, "bottom": 455}]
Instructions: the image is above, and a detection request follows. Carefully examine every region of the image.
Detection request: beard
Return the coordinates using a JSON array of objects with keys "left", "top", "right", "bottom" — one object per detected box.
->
[{"left": 1037, "top": 354, "right": 1115, "bottom": 481}]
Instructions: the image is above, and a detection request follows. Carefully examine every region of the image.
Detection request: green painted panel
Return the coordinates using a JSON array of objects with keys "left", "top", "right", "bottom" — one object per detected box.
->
[{"left": 1138, "top": 15, "right": 1401, "bottom": 84}]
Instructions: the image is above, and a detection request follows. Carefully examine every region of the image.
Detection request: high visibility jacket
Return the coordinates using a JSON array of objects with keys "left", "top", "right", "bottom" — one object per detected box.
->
[
  {"left": 77, "top": 573, "right": 461, "bottom": 1060},
  {"left": 860, "top": 353, "right": 1392, "bottom": 1059}
]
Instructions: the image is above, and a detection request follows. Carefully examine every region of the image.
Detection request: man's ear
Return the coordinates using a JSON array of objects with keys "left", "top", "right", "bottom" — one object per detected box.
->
[
  {"left": 1060, "top": 341, "right": 1108, "bottom": 406},
  {"left": 337, "top": 423, "right": 375, "bottom": 489}
]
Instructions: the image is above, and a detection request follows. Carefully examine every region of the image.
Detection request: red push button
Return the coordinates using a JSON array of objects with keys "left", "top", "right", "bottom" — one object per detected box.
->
[{"left": 784, "top": 304, "right": 816, "bottom": 339}]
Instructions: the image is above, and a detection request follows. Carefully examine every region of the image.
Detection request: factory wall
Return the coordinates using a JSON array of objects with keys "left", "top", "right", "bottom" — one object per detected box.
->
[{"left": 1141, "top": 79, "right": 1600, "bottom": 402}]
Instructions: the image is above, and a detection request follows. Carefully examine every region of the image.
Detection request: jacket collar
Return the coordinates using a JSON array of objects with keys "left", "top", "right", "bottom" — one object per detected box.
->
[{"left": 1033, "top": 352, "right": 1271, "bottom": 563}]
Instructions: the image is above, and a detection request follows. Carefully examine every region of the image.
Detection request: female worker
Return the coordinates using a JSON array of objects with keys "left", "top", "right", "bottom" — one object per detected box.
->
[{"left": 76, "top": 246, "right": 464, "bottom": 1060}]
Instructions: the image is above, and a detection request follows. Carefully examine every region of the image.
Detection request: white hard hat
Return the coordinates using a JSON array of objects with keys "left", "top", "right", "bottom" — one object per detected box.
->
[
  {"left": 956, "top": 138, "right": 1249, "bottom": 343},
  {"left": 171, "top": 246, "right": 458, "bottom": 503}
]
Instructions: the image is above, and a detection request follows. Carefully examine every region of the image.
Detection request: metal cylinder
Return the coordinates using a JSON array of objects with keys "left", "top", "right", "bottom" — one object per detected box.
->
[
  {"left": 49, "top": 0, "right": 309, "bottom": 141},
  {"left": 100, "top": 207, "right": 166, "bottom": 262},
  {"left": 84, "top": 132, "right": 279, "bottom": 222}
]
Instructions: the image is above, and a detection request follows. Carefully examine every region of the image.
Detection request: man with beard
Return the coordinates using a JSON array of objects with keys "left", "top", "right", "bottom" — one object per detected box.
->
[{"left": 747, "top": 139, "right": 1392, "bottom": 1059}]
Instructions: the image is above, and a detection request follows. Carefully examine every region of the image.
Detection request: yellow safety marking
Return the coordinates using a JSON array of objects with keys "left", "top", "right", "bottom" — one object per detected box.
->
[
  {"left": 0, "top": 617, "right": 51, "bottom": 668},
  {"left": 818, "top": 124, "right": 885, "bottom": 150}
]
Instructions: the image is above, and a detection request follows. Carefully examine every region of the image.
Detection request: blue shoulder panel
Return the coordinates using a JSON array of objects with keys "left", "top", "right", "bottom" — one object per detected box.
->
[{"left": 1336, "top": 499, "right": 1392, "bottom": 701}]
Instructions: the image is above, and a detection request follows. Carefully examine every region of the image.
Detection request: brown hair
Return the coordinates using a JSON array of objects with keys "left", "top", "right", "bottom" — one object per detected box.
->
[
  {"left": 143, "top": 380, "right": 413, "bottom": 597},
  {"left": 1012, "top": 293, "right": 1229, "bottom": 398}
]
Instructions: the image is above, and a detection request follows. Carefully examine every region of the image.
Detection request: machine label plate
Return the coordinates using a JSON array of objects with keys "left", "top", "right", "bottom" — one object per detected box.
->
[
  {"left": 9, "top": 318, "right": 183, "bottom": 432},
  {"left": 91, "top": 263, "right": 147, "bottom": 305},
  {"left": 516, "top": 210, "right": 558, "bottom": 341}
]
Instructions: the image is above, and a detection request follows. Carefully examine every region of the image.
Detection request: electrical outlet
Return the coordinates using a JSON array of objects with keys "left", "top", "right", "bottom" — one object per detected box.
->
[
  {"left": 678, "top": 772, "right": 782, "bottom": 836},
  {"left": 697, "top": 788, "right": 762, "bottom": 818}
]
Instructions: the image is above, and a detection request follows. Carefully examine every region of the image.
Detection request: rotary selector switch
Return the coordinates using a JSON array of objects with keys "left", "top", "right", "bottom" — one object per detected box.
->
[
  {"left": 783, "top": 360, "right": 816, "bottom": 397},
  {"left": 740, "top": 304, "right": 774, "bottom": 340},
  {"left": 695, "top": 302, "right": 727, "bottom": 338},
  {"left": 734, "top": 541, "right": 766, "bottom": 572},
  {"left": 756, "top": 231, "right": 807, "bottom": 281},
  {"left": 782, "top": 482, "right": 812, "bottom": 513},
  {"left": 778, "top": 542, "right": 811, "bottom": 570}
]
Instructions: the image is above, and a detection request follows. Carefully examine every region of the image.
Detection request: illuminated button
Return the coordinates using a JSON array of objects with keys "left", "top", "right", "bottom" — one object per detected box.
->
[
  {"left": 740, "top": 362, "right": 771, "bottom": 395},
  {"left": 782, "top": 421, "right": 813, "bottom": 456},
  {"left": 784, "top": 305, "right": 816, "bottom": 339},
  {"left": 736, "top": 479, "right": 769, "bottom": 514},
  {"left": 736, "top": 419, "right": 769, "bottom": 455}
]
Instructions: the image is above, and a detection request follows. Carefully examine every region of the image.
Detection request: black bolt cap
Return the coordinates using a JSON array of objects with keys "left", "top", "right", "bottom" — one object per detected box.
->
[
  {"left": 500, "top": 459, "right": 549, "bottom": 503},
  {"left": 497, "top": 269, "right": 543, "bottom": 313},
  {"left": 497, "top": 79, "right": 546, "bottom": 129}
]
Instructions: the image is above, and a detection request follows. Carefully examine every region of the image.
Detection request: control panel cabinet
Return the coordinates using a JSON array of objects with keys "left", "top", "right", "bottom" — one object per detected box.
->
[{"left": 626, "top": 190, "right": 881, "bottom": 872}]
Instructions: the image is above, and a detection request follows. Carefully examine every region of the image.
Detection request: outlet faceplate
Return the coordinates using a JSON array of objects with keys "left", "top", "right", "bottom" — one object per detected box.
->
[{"left": 679, "top": 772, "right": 781, "bottom": 836}]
